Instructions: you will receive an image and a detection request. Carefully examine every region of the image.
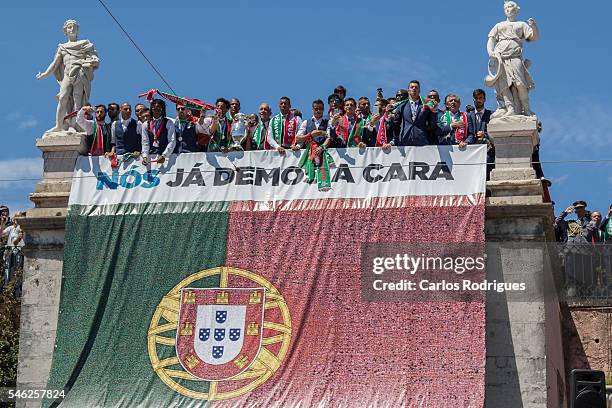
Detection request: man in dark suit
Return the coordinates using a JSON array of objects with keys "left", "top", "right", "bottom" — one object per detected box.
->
[
  {"left": 468, "top": 89, "right": 494, "bottom": 179},
  {"left": 383, "top": 80, "right": 434, "bottom": 148}
]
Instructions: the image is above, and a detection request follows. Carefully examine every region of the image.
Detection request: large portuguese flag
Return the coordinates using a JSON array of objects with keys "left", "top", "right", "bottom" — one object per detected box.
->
[{"left": 46, "top": 147, "right": 487, "bottom": 407}]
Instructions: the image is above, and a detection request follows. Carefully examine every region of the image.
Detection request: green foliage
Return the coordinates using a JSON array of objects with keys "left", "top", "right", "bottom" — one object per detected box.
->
[{"left": 0, "top": 269, "right": 21, "bottom": 389}]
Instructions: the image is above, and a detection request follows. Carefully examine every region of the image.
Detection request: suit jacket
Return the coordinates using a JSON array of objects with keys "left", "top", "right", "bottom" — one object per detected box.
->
[
  {"left": 467, "top": 109, "right": 492, "bottom": 138},
  {"left": 390, "top": 99, "right": 434, "bottom": 146}
]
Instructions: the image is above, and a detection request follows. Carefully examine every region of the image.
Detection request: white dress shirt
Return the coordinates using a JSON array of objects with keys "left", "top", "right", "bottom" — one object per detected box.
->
[
  {"left": 266, "top": 115, "right": 302, "bottom": 150},
  {"left": 76, "top": 108, "right": 96, "bottom": 135},
  {"left": 141, "top": 117, "right": 176, "bottom": 158}
]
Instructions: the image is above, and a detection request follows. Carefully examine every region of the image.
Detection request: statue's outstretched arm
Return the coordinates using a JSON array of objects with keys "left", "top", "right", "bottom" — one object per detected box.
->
[
  {"left": 36, "top": 48, "right": 61, "bottom": 80},
  {"left": 526, "top": 18, "right": 540, "bottom": 42}
]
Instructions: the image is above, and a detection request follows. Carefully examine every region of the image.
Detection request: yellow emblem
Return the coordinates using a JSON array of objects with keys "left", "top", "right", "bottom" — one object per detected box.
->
[
  {"left": 246, "top": 322, "right": 260, "bottom": 336},
  {"left": 147, "top": 266, "right": 292, "bottom": 401},
  {"left": 180, "top": 322, "right": 194, "bottom": 336},
  {"left": 216, "top": 291, "right": 229, "bottom": 304}
]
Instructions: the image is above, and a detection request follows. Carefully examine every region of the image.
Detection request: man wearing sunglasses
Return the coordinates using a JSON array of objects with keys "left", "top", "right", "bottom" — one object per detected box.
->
[{"left": 173, "top": 104, "right": 208, "bottom": 154}]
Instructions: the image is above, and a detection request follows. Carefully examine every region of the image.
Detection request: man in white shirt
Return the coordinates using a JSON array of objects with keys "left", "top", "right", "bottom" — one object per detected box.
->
[
  {"left": 295, "top": 99, "right": 330, "bottom": 152},
  {"left": 76, "top": 105, "right": 112, "bottom": 156},
  {"left": 141, "top": 99, "right": 176, "bottom": 164},
  {"left": 111, "top": 102, "right": 141, "bottom": 157},
  {"left": 267, "top": 97, "right": 300, "bottom": 154}
]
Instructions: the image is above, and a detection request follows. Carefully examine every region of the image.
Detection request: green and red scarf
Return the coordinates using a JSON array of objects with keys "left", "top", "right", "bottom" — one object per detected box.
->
[
  {"left": 375, "top": 113, "right": 388, "bottom": 147},
  {"left": 90, "top": 120, "right": 110, "bottom": 156},
  {"left": 298, "top": 134, "right": 335, "bottom": 191},
  {"left": 110, "top": 152, "right": 135, "bottom": 168},
  {"left": 270, "top": 112, "right": 299, "bottom": 147},
  {"left": 251, "top": 121, "right": 265, "bottom": 149},
  {"left": 440, "top": 111, "right": 468, "bottom": 143},
  {"left": 335, "top": 115, "right": 363, "bottom": 147}
]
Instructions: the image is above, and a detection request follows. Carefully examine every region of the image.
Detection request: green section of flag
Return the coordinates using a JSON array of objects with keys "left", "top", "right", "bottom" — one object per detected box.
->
[{"left": 45, "top": 203, "right": 229, "bottom": 407}]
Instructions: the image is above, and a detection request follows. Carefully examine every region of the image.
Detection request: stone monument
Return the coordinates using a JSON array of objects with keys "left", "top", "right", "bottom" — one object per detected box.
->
[
  {"left": 36, "top": 19, "right": 99, "bottom": 136},
  {"left": 485, "top": 0, "right": 539, "bottom": 119},
  {"left": 485, "top": 0, "right": 541, "bottom": 185}
]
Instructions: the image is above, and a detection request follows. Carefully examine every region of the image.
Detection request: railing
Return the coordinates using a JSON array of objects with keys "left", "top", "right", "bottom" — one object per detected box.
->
[
  {"left": 554, "top": 243, "right": 612, "bottom": 306},
  {"left": 1, "top": 245, "right": 23, "bottom": 298}
]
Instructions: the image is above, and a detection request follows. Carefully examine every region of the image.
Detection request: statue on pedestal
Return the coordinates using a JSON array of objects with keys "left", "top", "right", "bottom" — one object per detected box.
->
[
  {"left": 485, "top": 1, "right": 539, "bottom": 118},
  {"left": 36, "top": 19, "right": 100, "bottom": 134}
]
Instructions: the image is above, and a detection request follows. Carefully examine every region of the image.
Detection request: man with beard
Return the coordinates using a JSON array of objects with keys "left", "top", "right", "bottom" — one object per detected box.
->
[
  {"left": 76, "top": 104, "right": 112, "bottom": 156},
  {"left": 107, "top": 102, "right": 120, "bottom": 123},
  {"left": 468, "top": 89, "right": 494, "bottom": 178}
]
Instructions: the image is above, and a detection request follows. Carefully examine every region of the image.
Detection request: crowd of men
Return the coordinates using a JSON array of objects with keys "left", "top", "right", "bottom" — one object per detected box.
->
[
  {"left": 1, "top": 205, "right": 24, "bottom": 295},
  {"left": 555, "top": 201, "right": 612, "bottom": 244},
  {"left": 74, "top": 82, "right": 500, "bottom": 176}
]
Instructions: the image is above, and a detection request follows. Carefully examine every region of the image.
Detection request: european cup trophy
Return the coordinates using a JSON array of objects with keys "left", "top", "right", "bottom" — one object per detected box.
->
[{"left": 230, "top": 113, "right": 248, "bottom": 151}]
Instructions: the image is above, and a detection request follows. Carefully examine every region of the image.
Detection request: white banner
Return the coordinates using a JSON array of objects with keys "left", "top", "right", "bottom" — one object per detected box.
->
[{"left": 68, "top": 146, "right": 487, "bottom": 206}]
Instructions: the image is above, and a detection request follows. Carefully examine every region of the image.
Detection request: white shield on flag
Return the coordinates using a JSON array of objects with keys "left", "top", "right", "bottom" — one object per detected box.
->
[
  {"left": 176, "top": 287, "right": 265, "bottom": 381},
  {"left": 194, "top": 305, "right": 246, "bottom": 365}
]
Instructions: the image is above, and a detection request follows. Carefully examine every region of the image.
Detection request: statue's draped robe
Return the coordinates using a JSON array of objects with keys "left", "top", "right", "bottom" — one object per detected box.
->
[
  {"left": 52, "top": 39, "right": 99, "bottom": 112},
  {"left": 488, "top": 21, "right": 534, "bottom": 90}
]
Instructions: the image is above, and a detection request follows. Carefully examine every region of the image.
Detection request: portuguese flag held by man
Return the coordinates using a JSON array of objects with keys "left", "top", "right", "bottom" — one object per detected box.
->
[{"left": 45, "top": 148, "right": 486, "bottom": 407}]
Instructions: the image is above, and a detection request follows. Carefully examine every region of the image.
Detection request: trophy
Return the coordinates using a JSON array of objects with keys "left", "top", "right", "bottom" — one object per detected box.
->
[{"left": 229, "top": 112, "right": 248, "bottom": 151}]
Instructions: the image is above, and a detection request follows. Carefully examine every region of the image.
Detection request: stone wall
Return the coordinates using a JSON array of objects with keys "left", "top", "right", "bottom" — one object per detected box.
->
[
  {"left": 563, "top": 307, "right": 612, "bottom": 376},
  {"left": 15, "top": 123, "right": 570, "bottom": 407}
]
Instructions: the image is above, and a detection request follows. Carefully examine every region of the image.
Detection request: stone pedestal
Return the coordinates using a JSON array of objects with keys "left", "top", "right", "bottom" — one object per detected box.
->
[
  {"left": 484, "top": 116, "right": 566, "bottom": 408},
  {"left": 14, "top": 133, "right": 85, "bottom": 408},
  {"left": 487, "top": 116, "right": 543, "bottom": 205}
]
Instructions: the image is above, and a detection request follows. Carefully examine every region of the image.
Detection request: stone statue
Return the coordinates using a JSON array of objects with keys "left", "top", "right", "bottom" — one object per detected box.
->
[
  {"left": 36, "top": 19, "right": 100, "bottom": 134},
  {"left": 485, "top": 1, "right": 539, "bottom": 118}
]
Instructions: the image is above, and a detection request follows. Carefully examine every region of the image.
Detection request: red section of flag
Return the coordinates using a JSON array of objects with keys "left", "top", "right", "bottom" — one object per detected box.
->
[{"left": 221, "top": 197, "right": 486, "bottom": 407}]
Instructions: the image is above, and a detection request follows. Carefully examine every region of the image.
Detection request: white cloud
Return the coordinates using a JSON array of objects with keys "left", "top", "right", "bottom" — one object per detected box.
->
[
  {"left": 538, "top": 101, "right": 612, "bottom": 158},
  {"left": 17, "top": 117, "right": 38, "bottom": 130},
  {"left": 0, "top": 158, "right": 43, "bottom": 190},
  {"left": 552, "top": 174, "right": 569, "bottom": 186},
  {"left": 6, "top": 112, "right": 39, "bottom": 131}
]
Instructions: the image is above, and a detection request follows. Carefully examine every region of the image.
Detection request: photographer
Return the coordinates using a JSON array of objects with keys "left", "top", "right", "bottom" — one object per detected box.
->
[{"left": 1, "top": 206, "right": 25, "bottom": 288}]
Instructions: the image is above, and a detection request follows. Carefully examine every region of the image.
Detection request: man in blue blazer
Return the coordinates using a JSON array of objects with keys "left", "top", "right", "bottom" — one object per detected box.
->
[
  {"left": 383, "top": 80, "right": 434, "bottom": 147},
  {"left": 467, "top": 89, "right": 494, "bottom": 179}
]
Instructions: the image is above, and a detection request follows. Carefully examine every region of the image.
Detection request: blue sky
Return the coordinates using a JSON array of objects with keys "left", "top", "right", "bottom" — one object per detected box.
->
[{"left": 1, "top": 1, "right": 611, "bottom": 217}]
